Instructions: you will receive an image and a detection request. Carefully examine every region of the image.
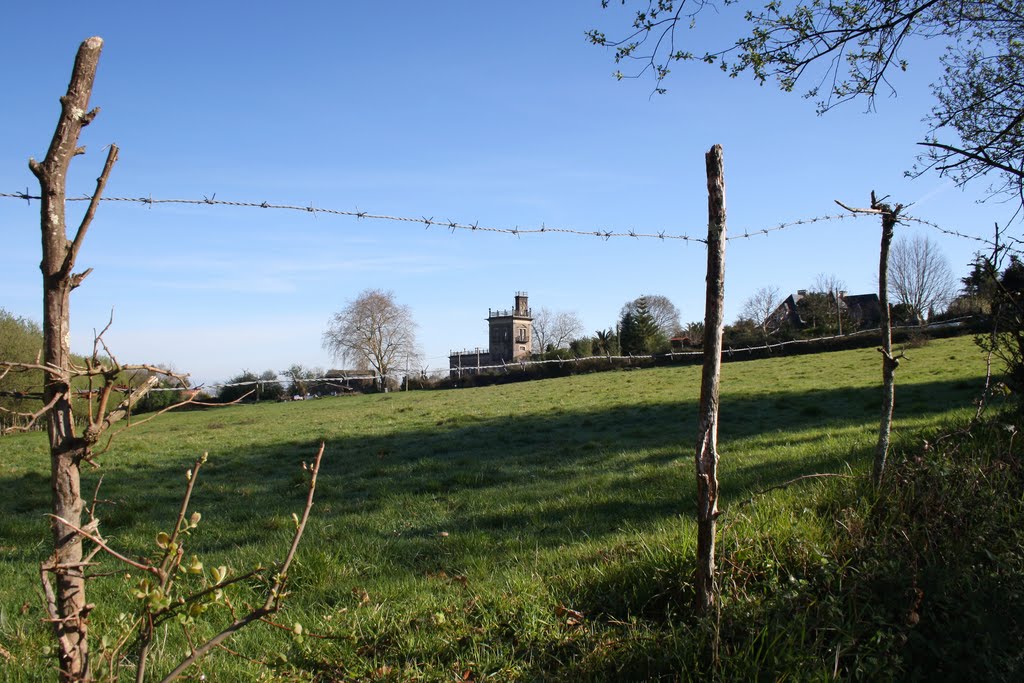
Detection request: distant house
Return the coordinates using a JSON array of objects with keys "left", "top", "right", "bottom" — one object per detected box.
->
[
  {"left": 450, "top": 292, "right": 533, "bottom": 376},
  {"left": 669, "top": 336, "right": 691, "bottom": 351},
  {"left": 770, "top": 290, "right": 882, "bottom": 332},
  {"left": 771, "top": 290, "right": 809, "bottom": 329},
  {"left": 842, "top": 293, "right": 882, "bottom": 328}
]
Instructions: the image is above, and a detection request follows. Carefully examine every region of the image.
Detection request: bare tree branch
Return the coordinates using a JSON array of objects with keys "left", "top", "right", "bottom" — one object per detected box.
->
[
  {"left": 47, "top": 515, "right": 160, "bottom": 576},
  {"left": 66, "top": 144, "right": 118, "bottom": 284}
]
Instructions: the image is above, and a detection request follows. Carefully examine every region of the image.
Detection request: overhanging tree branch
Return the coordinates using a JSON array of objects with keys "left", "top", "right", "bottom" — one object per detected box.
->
[{"left": 919, "top": 140, "right": 1024, "bottom": 179}]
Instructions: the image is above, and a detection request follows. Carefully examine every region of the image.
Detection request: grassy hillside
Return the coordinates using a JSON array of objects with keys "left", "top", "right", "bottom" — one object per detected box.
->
[{"left": 0, "top": 335, "right": 1009, "bottom": 681}]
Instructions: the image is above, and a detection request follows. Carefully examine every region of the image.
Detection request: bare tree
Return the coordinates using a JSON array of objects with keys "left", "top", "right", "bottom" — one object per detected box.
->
[
  {"left": 812, "top": 273, "right": 849, "bottom": 334},
  {"left": 814, "top": 273, "right": 847, "bottom": 299},
  {"left": 3, "top": 37, "right": 322, "bottom": 682},
  {"left": 26, "top": 38, "right": 125, "bottom": 680},
  {"left": 532, "top": 307, "right": 585, "bottom": 353},
  {"left": 889, "top": 234, "right": 957, "bottom": 323},
  {"left": 323, "top": 289, "right": 420, "bottom": 390},
  {"left": 740, "top": 285, "right": 781, "bottom": 341},
  {"left": 621, "top": 294, "right": 682, "bottom": 338}
]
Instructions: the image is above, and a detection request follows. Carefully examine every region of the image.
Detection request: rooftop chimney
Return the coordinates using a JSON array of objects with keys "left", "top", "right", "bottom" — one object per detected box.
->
[{"left": 514, "top": 291, "right": 529, "bottom": 316}]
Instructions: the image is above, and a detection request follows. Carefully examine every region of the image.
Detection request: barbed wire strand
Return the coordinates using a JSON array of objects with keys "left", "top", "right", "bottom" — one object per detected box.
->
[
  {"left": 0, "top": 192, "right": 707, "bottom": 243},
  {"left": 3, "top": 190, "right": 1012, "bottom": 252}
]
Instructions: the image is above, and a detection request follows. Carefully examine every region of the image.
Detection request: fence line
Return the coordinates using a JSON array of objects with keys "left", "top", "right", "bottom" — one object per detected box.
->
[
  {"left": 2, "top": 190, "right": 1010, "bottom": 252},
  {"left": 0, "top": 192, "right": 706, "bottom": 243},
  {"left": 134, "top": 318, "right": 972, "bottom": 394}
]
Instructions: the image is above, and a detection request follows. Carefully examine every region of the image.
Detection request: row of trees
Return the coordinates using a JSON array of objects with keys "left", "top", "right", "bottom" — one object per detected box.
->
[
  {"left": 539, "top": 294, "right": 702, "bottom": 358},
  {"left": 737, "top": 234, "right": 961, "bottom": 344},
  {"left": 216, "top": 365, "right": 376, "bottom": 402},
  {"left": 1, "top": 308, "right": 190, "bottom": 425},
  {"left": 0, "top": 310, "right": 44, "bottom": 430},
  {"left": 317, "top": 237, "right": 964, "bottom": 379},
  {"left": 528, "top": 233, "right": 964, "bottom": 362},
  {"left": 534, "top": 295, "right": 683, "bottom": 358},
  {"left": 321, "top": 290, "right": 701, "bottom": 385}
]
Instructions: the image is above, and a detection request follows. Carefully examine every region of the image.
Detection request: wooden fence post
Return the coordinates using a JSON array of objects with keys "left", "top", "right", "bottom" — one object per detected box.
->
[
  {"left": 696, "top": 144, "right": 727, "bottom": 612},
  {"left": 872, "top": 192, "right": 903, "bottom": 485},
  {"left": 834, "top": 192, "right": 904, "bottom": 486}
]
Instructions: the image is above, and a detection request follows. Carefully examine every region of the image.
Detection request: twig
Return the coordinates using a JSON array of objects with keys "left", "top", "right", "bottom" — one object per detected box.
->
[
  {"left": 85, "top": 375, "right": 160, "bottom": 445},
  {"left": 162, "top": 454, "right": 205, "bottom": 578},
  {"left": 47, "top": 515, "right": 160, "bottom": 577},
  {"left": 834, "top": 199, "right": 885, "bottom": 215},
  {"left": 0, "top": 392, "right": 64, "bottom": 435},
  {"left": 66, "top": 145, "right": 119, "bottom": 283},
  {"left": 731, "top": 473, "right": 853, "bottom": 511},
  {"left": 259, "top": 616, "right": 337, "bottom": 640},
  {"left": 157, "top": 443, "right": 325, "bottom": 683}
]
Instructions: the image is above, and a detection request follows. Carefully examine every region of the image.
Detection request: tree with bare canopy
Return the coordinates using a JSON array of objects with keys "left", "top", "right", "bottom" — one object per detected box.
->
[
  {"left": 589, "top": 0, "right": 1024, "bottom": 213},
  {"left": 532, "top": 307, "right": 585, "bottom": 354},
  {"left": 323, "top": 288, "right": 420, "bottom": 390},
  {"left": 740, "top": 285, "right": 781, "bottom": 342},
  {"left": 889, "top": 234, "right": 957, "bottom": 323}
]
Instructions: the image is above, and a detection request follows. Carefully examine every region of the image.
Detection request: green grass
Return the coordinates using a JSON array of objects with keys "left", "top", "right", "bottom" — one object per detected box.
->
[{"left": 0, "top": 335, "right": 999, "bottom": 680}]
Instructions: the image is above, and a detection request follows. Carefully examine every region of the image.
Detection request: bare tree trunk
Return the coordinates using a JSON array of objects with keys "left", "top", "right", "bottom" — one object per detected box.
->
[
  {"left": 873, "top": 193, "right": 902, "bottom": 486},
  {"left": 29, "top": 37, "right": 108, "bottom": 683},
  {"left": 695, "top": 144, "right": 726, "bottom": 612}
]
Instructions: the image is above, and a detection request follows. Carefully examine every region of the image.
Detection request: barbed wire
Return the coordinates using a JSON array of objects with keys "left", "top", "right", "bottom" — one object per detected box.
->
[
  {"left": 899, "top": 214, "right": 1011, "bottom": 253},
  {"left": 0, "top": 191, "right": 708, "bottom": 243},
  {"left": 3, "top": 190, "right": 1014, "bottom": 253},
  {"left": 0, "top": 190, "right": 895, "bottom": 245},
  {"left": 727, "top": 213, "right": 858, "bottom": 240}
]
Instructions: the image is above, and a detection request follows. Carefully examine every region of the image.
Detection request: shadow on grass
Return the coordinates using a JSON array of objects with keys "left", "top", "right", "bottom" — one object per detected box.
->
[{"left": 0, "top": 377, "right": 978, "bottom": 568}]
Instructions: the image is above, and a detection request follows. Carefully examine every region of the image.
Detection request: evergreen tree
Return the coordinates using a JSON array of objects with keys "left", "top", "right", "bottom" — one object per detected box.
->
[{"left": 619, "top": 297, "right": 665, "bottom": 354}]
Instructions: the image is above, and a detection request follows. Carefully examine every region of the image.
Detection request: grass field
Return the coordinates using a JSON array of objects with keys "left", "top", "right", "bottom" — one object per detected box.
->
[{"left": 0, "top": 335, "right": 997, "bottom": 680}]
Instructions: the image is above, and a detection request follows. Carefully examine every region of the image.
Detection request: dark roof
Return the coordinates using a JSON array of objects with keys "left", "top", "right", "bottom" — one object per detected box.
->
[{"left": 842, "top": 293, "right": 879, "bottom": 306}]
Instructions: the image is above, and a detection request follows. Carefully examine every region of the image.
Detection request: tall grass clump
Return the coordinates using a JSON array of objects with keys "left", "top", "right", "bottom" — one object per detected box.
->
[{"left": 600, "top": 412, "right": 1024, "bottom": 682}]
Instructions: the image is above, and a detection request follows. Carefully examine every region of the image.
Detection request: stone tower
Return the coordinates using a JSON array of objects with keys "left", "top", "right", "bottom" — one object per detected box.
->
[{"left": 487, "top": 291, "right": 533, "bottom": 361}]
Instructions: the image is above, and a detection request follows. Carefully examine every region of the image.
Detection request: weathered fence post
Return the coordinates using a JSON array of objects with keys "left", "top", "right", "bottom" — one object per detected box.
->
[
  {"left": 834, "top": 192, "right": 903, "bottom": 486},
  {"left": 696, "top": 144, "right": 726, "bottom": 612},
  {"left": 872, "top": 193, "right": 903, "bottom": 485}
]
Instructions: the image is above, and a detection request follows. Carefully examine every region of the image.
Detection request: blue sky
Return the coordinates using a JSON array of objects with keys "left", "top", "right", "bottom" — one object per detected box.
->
[{"left": 0, "top": 2, "right": 1013, "bottom": 386}]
